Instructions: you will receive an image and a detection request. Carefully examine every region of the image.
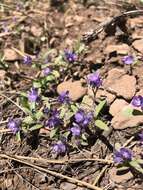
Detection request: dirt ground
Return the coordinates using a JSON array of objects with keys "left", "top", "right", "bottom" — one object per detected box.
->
[{"left": 0, "top": 0, "right": 143, "bottom": 190}]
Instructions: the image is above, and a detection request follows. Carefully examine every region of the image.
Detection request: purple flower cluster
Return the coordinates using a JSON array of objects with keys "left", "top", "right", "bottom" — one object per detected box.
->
[
  {"left": 43, "top": 67, "right": 51, "bottom": 76},
  {"left": 64, "top": 49, "right": 77, "bottom": 63},
  {"left": 58, "top": 91, "right": 70, "bottom": 104},
  {"left": 122, "top": 55, "right": 134, "bottom": 65},
  {"left": 23, "top": 56, "right": 32, "bottom": 65},
  {"left": 52, "top": 141, "right": 66, "bottom": 154},
  {"left": 74, "top": 109, "right": 93, "bottom": 127},
  {"left": 45, "top": 109, "right": 62, "bottom": 128},
  {"left": 87, "top": 72, "right": 102, "bottom": 88},
  {"left": 28, "top": 88, "right": 39, "bottom": 102},
  {"left": 131, "top": 95, "right": 143, "bottom": 110},
  {"left": 114, "top": 148, "right": 132, "bottom": 164},
  {"left": 70, "top": 123, "right": 81, "bottom": 137},
  {"left": 7, "top": 118, "right": 20, "bottom": 134}
]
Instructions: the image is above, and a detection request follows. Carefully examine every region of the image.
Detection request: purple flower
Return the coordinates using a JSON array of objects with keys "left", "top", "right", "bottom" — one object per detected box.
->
[
  {"left": 23, "top": 56, "right": 32, "bottom": 65},
  {"left": 28, "top": 88, "right": 39, "bottom": 102},
  {"left": 87, "top": 72, "right": 102, "bottom": 88},
  {"left": 45, "top": 109, "right": 62, "bottom": 128},
  {"left": 70, "top": 124, "right": 81, "bottom": 136},
  {"left": 75, "top": 110, "right": 85, "bottom": 123},
  {"left": 2, "top": 22, "right": 9, "bottom": 33},
  {"left": 75, "top": 109, "right": 93, "bottom": 127},
  {"left": 82, "top": 112, "right": 93, "bottom": 127},
  {"left": 122, "top": 55, "right": 134, "bottom": 65},
  {"left": 43, "top": 67, "right": 51, "bottom": 76},
  {"left": 114, "top": 148, "right": 132, "bottom": 164},
  {"left": 138, "top": 131, "right": 143, "bottom": 144},
  {"left": 64, "top": 49, "right": 77, "bottom": 63},
  {"left": 52, "top": 141, "right": 66, "bottom": 154},
  {"left": 131, "top": 96, "right": 143, "bottom": 107},
  {"left": 7, "top": 118, "right": 20, "bottom": 134},
  {"left": 58, "top": 91, "right": 70, "bottom": 104}
]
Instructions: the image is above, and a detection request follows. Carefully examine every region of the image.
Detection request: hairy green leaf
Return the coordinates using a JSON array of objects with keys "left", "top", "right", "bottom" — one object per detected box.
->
[
  {"left": 95, "top": 120, "right": 109, "bottom": 131},
  {"left": 95, "top": 100, "right": 106, "bottom": 117}
]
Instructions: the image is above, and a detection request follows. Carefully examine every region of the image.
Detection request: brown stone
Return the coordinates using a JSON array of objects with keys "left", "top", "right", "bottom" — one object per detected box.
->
[
  {"left": 128, "top": 16, "right": 143, "bottom": 28},
  {"left": 111, "top": 105, "right": 143, "bottom": 129},
  {"left": 4, "top": 48, "right": 19, "bottom": 61},
  {"left": 109, "top": 167, "right": 133, "bottom": 184},
  {"left": 57, "top": 80, "right": 87, "bottom": 101},
  {"left": 104, "top": 69, "right": 136, "bottom": 100},
  {"left": 109, "top": 99, "right": 128, "bottom": 116},
  {"left": 104, "top": 44, "right": 130, "bottom": 55},
  {"left": 96, "top": 89, "right": 116, "bottom": 104},
  {"left": 132, "top": 39, "right": 143, "bottom": 53}
]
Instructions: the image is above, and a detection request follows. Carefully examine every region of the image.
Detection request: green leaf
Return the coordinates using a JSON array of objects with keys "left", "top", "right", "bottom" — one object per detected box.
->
[
  {"left": 74, "top": 40, "right": 86, "bottom": 54},
  {"left": 50, "top": 128, "right": 58, "bottom": 138},
  {"left": 81, "top": 133, "right": 87, "bottom": 141},
  {"left": 95, "top": 100, "right": 106, "bottom": 117},
  {"left": 29, "top": 124, "right": 43, "bottom": 131},
  {"left": 33, "top": 81, "right": 42, "bottom": 88},
  {"left": 22, "top": 108, "right": 32, "bottom": 115},
  {"left": 129, "top": 160, "right": 143, "bottom": 174},
  {"left": 116, "top": 166, "right": 129, "bottom": 171},
  {"left": 95, "top": 120, "right": 109, "bottom": 131},
  {"left": 19, "top": 92, "right": 27, "bottom": 97},
  {"left": 45, "top": 75, "right": 55, "bottom": 82},
  {"left": 23, "top": 116, "right": 34, "bottom": 124},
  {"left": 70, "top": 104, "right": 78, "bottom": 113},
  {"left": 122, "top": 107, "right": 133, "bottom": 117},
  {"left": 114, "top": 143, "right": 121, "bottom": 151},
  {"left": 135, "top": 159, "right": 143, "bottom": 164},
  {"left": 63, "top": 131, "right": 70, "bottom": 138},
  {"left": 16, "top": 131, "right": 21, "bottom": 141},
  {"left": 52, "top": 70, "right": 60, "bottom": 78},
  {"left": 81, "top": 141, "right": 88, "bottom": 146},
  {"left": 29, "top": 102, "right": 36, "bottom": 112},
  {"left": 35, "top": 110, "right": 44, "bottom": 120},
  {"left": 60, "top": 106, "right": 67, "bottom": 118}
]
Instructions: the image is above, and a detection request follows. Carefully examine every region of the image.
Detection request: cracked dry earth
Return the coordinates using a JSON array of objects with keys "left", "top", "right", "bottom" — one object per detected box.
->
[{"left": 0, "top": 0, "right": 143, "bottom": 190}]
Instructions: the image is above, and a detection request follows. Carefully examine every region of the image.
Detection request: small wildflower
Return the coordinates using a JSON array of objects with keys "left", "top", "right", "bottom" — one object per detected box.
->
[
  {"left": 2, "top": 22, "right": 9, "bottom": 33},
  {"left": 122, "top": 55, "right": 134, "bottom": 65},
  {"left": 7, "top": 118, "right": 20, "bottom": 134},
  {"left": 64, "top": 49, "right": 77, "bottom": 62},
  {"left": 131, "top": 96, "right": 143, "bottom": 107},
  {"left": 45, "top": 109, "right": 62, "bottom": 128},
  {"left": 58, "top": 91, "right": 70, "bottom": 104},
  {"left": 74, "top": 109, "right": 92, "bottom": 127},
  {"left": 82, "top": 112, "right": 93, "bottom": 127},
  {"left": 75, "top": 109, "right": 85, "bottom": 123},
  {"left": 70, "top": 124, "right": 81, "bottom": 137},
  {"left": 138, "top": 131, "right": 143, "bottom": 144},
  {"left": 52, "top": 141, "right": 66, "bottom": 154},
  {"left": 23, "top": 56, "right": 32, "bottom": 65},
  {"left": 43, "top": 67, "right": 51, "bottom": 76},
  {"left": 43, "top": 107, "right": 49, "bottom": 114},
  {"left": 114, "top": 148, "right": 132, "bottom": 164},
  {"left": 28, "top": 88, "right": 39, "bottom": 102},
  {"left": 87, "top": 72, "right": 102, "bottom": 88}
]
